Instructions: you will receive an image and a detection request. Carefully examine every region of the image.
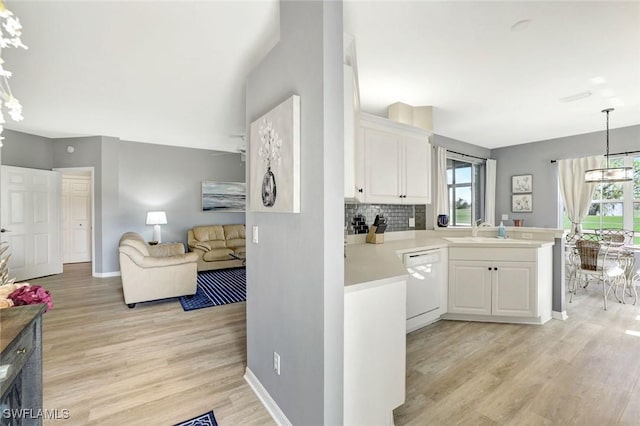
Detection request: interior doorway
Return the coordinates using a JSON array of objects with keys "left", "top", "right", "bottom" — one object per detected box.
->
[{"left": 55, "top": 167, "right": 95, "bottom": 276}]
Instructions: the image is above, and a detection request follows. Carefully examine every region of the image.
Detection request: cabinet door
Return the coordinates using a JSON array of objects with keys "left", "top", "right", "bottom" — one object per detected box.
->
[
  {"left": 448, "top": 261, "right": 492, "bottom": 315},
  {"left": 402, "top": 135, "right": 431, "bottom": 204},
  {"left": 492, "top": 262, "right": 536, "bottom": 317},
  {"left": 364, "top": 128, "right": 402, "bottom": 203}
]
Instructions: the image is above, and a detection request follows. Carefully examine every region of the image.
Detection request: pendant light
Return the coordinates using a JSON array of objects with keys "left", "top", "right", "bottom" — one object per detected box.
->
[{"left": 584, "top": 108, "right": 633, "bottom": 183}]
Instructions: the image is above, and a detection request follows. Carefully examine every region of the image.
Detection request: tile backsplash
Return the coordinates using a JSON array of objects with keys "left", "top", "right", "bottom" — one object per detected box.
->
[{"left": 345, "top": 203, "right": 427, "bottom": 235}]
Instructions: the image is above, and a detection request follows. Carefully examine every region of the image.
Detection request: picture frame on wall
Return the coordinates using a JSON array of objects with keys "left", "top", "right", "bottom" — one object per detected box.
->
[
  {"left": 201, "top": 181, "right": 246, "bottom": 212},
  {"left": 249, "top": 94, "right": 301, "bottom": 213},
  {"left": 512, "top": 174, "right": 533, "bottom": 193},
  {"left": 512, "top": 194, "right": 533, "bottom": 213}
]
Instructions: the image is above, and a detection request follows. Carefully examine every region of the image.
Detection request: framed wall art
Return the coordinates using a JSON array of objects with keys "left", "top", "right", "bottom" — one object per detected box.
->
[
  {"left": 249, "top": 94, "right": 300, "bottom": 213},
  {"left": 201, "top": 181, "right": 246, "bottom": 212},
  {"left": 512, "top": 174, "right": 532, "bottom": 193},
  {"left": 512, "top": 194, "right": 533, "bottom": 213}
]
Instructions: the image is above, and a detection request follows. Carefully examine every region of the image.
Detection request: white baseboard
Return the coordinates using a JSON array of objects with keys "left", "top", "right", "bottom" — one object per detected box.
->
[
  {"left": 552, "top": 310, "right": 568, "bottom": 321},
  {"left": 93, "top": 271, "right": 121, "bottom": 278},
  {"left": 244, "top": 367, "right": 292, "bottom": 426}
]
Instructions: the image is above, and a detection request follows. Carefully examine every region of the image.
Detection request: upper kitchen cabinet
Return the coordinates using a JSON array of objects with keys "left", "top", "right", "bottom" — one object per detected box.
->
[
  {"left": 360, "top": 113, "right": 431, "bottom": 204},
  {"left": 344, "top": 35, "right": 364, "bottom": 202}
]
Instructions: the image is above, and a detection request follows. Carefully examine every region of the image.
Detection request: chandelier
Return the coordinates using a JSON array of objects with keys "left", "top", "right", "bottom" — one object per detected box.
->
[
  {"left": 0, "top": 0, "right": 27, "bottom": 146},
  {"left": 584, "top": 108, "right": 633, "bottom": 183}
]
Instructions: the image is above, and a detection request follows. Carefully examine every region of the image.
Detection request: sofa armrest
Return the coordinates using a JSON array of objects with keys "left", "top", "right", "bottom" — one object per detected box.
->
[
  {"left": 139, "top": 252, "right": 198, "bottom": 268},
  {"left": 149, "top": 243, "right": 185, "bottom": 257},
  {"left": 120, "top": 245, "right": 197, "bottom": 268},
  {"left": 190, "top": 242, "right": 212, "bottom": 252}
]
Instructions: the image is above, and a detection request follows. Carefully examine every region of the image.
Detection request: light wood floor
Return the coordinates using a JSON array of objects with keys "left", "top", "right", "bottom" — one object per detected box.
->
[
  {"left": 396, "top": 284, "right": 640, "bottom": 425},
  {"left": 33, "top": 264, "right": 640, "bottom": 425},
  {"left": 30, "top": 263, "right": 273, "bottom": 426}
]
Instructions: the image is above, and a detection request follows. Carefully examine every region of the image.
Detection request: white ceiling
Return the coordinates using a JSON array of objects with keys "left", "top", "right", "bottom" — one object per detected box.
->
[{"left": 4, "top": 1, "right": 640, "bottom": 152}]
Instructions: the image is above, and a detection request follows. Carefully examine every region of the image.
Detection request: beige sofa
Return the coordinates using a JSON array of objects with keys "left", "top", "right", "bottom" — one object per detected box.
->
[
  {"left": 187, "top": 225, "right": 246, "bottom": 271},
  {"left": 118, "top": 232, "right": 198, "bottom": 308}
]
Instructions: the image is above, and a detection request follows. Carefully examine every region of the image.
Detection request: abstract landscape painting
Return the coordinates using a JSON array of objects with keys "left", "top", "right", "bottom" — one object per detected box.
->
[{"left": 202, "top": 181, "right": 246, "bottom": 212}]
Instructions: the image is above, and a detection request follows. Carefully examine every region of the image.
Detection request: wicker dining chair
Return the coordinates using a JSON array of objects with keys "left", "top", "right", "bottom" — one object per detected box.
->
[{"left": 574, "top": 237, "right": 626, "bottom": 310}]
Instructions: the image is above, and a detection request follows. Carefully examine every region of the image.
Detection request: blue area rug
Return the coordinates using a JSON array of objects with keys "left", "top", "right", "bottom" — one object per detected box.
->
[
  {"left": 174, "top": 410, "right": 218, "bottom": 426},
  {"left": 180, "top": 268, "right": 246, "bottom": 311}
]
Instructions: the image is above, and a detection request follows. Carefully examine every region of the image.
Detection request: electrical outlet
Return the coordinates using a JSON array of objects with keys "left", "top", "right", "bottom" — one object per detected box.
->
[
  {"left": 409, "top": 218, "right": 416, "bottom": 227},
  {"left": 273, "top": 352, "right": 281, "bottom": 375},
  {"left": 501, "top": 214, "right": 509, "bottom": 221},
  {"left": 522, "top": 233, "right": 533, "bottom": 240},
  {"left": 252, "top": 226, "right": 259, "bottom": 244}
]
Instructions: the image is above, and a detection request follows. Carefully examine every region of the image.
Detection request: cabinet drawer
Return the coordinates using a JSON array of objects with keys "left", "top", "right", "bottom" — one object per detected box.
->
[
  {"left": 0, "top": 322, "right": 35, "bottom": 396},
  {"left": 449, "top": 247, "right": 537, "bottom": 262}
]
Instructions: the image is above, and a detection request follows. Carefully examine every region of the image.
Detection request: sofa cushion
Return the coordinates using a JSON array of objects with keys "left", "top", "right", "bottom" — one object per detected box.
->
[
  {"left": 193, "top": 225, "right": 225, "bottom": 243},
  {"left": 202, "top": 248, "right": 234, "bottom": 262},
  {"left": 226, "top": 239, "right": 245, "bottom": 249},
  {"left": 224, "top": 224, "right": 245, "bottom": 241}
]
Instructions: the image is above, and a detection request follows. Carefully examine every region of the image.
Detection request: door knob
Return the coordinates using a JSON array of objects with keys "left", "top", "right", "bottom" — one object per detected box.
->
[{"left": 0, "top": 228, "right": 10, "bottom": 233}]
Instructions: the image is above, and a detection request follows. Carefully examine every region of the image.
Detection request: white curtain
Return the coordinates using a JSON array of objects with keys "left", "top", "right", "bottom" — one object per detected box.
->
[
  {"left": 558, "top": 155, "right": 603, "bottom": 233},
  {"left": 435, "top": 146, "right": 448, "bottom": 215},
  {"left": 484, "top": 159, "right": 496, "bottom": 225}
]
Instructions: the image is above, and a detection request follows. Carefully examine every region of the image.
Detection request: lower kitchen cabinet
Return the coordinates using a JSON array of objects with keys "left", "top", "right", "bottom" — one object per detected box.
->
[
  {"left": 445, "top": 245, "right": 552, "bottom": 325},
  {"left": 449, "top": 260, "right": 536, "bottom": 317}
]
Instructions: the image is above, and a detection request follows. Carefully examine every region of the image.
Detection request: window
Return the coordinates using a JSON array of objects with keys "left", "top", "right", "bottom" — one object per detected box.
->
[
  {"left": 563, "top": 155, "right": 640, "bottom": 243},
  {"left": 447, "top": 158, "right": 484, "bottom": 226}
]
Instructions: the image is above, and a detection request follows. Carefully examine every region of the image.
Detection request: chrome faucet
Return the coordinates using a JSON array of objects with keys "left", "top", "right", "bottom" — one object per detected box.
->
[{"left": 471, "top": 218, "right": 483, "bottom": 237}]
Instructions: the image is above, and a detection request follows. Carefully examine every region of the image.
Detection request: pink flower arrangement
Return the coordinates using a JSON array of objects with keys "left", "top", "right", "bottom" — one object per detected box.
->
[{"left": 8, "top": 284, "right": 53, "bottom": 312}]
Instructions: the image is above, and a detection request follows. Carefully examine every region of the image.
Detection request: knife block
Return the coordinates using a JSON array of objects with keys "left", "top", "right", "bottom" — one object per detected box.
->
[{"left": 366, "top": 226, "right": 384, "bottom": 244}]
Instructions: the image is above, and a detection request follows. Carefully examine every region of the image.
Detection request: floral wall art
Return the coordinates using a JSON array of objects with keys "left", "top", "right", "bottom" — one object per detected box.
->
[{"left": 249, "top": 95, "right": 300, "bottom": 213}]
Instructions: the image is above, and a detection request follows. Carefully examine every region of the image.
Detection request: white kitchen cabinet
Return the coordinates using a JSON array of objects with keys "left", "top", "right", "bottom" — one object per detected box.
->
[
  {"left": 492, "top": 262, "right": 536, "bottom": 317},
  {"left": 449, "top": 260, "right": 536, "bottom": 317},
  {"left": 446, "top": 245, "right": 552, "bottom": 324},
  {"left": 360, "top": 113, "right": 431, "bottom": 204},
  {"left": 448, "top": 261, "right": 492, "bottom": 315},
  {"left": 344, "top": 63, "right": 363, "bottom": 201},
  {"left": 344, "top": 276, "right": 406, "bottom": 426}
]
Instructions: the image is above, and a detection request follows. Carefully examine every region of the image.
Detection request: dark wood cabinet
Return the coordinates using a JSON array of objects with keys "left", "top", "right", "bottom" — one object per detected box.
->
[{"left": 1, "top": 305, "right": 44, "bottom": 426}]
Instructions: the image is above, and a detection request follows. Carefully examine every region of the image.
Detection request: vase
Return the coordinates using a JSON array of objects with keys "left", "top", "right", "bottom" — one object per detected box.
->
[
  {"left": 437, "top": 214, "right": 449, "bottom": 227},
  {"left": 261, "top": 166, "right": 277, "bottom": 207}
]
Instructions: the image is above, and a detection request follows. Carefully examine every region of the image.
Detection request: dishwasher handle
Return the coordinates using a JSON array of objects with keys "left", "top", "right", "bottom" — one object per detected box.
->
[{"left": 403, "top": 250, "right": 441, "bottom": 266}]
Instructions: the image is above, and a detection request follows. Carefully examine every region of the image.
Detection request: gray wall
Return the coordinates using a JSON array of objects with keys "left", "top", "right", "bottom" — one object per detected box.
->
[
  {"left": 245, "top": 1, "right": 344, "bottom": 424},
  {"left": 52, "top": 136, "right": 105, "bottom": 270},
  {"left": 491, "top": 124, "right": 640, "bottom": 227},
  {"left": 1, "top": 129, "right": 53, "bottom": 170},
  {"left": 2, "top": 130, "right": 245, "bottom": 274},
  {"left": 116, "top": 139, "right": 245, "bottom": 259}
]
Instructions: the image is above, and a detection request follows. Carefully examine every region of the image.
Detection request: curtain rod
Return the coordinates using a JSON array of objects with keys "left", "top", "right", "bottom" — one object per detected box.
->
[
  {"left": 445, "top": 148, "right": 488, "bottom": 162},
  {"left": 550, "top": 149, "right": 640, "bottom": 164}
]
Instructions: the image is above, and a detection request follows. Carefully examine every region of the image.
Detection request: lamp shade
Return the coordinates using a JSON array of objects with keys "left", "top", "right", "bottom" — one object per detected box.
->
[
  {"left": 146, "top": 211, "right": 167, "bottom": 225},
  {"left": 585, "top": 167, "right": 634, "bottom": 183}
]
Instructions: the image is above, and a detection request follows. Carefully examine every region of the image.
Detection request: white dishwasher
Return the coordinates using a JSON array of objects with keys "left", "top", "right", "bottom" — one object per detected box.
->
[{"left": 402, "top": 248, "right": 447, "bottom": 333}]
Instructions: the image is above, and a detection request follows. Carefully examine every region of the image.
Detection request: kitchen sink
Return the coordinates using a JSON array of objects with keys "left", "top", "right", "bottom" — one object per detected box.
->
[{"left": 443, "top": 236, "right": 535, "bottom": 245}]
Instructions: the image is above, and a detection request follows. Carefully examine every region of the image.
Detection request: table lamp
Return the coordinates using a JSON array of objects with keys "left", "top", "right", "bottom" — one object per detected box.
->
[{"left": 146, "top": 211, "right": 167, "bottom": 243}]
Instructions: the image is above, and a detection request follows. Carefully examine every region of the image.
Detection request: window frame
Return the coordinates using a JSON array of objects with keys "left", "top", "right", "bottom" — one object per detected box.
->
[{"left": 447, "top": 157, "right": 485, "bottom": 227}]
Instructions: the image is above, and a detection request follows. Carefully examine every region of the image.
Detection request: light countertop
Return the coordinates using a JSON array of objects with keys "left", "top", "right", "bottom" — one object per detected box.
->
[{"left": 344, "top": 231, "right": 556, "bottom": 287}]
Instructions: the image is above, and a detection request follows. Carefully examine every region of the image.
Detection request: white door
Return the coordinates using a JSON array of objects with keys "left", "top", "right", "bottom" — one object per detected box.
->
[
  {"left": 62, "top": 175, "right": 91, "bottom": 263},
  {"left": 1, "top": 166, "right": 62, "bottom": 281}
]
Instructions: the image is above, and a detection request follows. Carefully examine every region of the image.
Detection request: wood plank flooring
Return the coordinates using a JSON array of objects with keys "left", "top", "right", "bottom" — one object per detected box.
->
[
  {"left": 31, "top": 264, "right": 640, "bottom": 425},
  {"left": 396, "top": 283, "right": 640, "bottom": 425},
  {"left": 29, "top": 263, "right": 273, "bottom": 426}
]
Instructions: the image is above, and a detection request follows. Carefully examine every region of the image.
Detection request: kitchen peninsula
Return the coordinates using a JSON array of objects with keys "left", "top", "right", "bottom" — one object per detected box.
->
[{"left": 343, "top": 227, "right": 562, "bottom": 426}]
